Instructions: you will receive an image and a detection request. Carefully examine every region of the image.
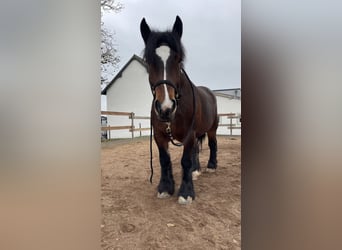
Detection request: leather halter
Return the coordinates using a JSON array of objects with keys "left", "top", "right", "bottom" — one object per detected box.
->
[
  {"left": 150, "top": 79, "right": 182, "bottom": 146},
  {"left": 150, "top": 79, "right": 180, "bottom": 101}
]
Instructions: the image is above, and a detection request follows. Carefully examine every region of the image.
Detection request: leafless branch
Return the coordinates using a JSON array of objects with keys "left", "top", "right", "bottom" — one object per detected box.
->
[{"left": 101, "top": 0, "right": 124, "bottom": 85}]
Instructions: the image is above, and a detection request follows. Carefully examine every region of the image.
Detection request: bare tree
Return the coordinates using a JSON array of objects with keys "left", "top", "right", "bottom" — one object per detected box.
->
[
  {"left": 101, "top": 0, "right": 123, "bottom": 11},
  {"left": 101, "top": 0, "right": 124, "bottom": 85}
]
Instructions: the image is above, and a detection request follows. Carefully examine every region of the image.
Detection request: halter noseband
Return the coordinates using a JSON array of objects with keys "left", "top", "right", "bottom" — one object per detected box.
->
[{"left": 151, "top": 79, "right": 181, "bottom": 100}]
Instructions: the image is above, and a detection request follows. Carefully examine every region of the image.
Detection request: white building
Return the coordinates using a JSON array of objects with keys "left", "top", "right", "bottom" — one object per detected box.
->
[
  {"left": 101, "top": 55, "right": 241, "bottom": 139},
  {"left": 214, "top": 90, "right": 241, "bottom": 135}
]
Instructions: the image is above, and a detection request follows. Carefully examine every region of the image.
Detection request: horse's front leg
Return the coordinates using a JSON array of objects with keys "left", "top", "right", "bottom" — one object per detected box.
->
[
  {"left": 156, "top": 138, "right": 175, "bottom": 198},
  {"left": 178, "top": 135, "right": 196, "bottom": 204}
]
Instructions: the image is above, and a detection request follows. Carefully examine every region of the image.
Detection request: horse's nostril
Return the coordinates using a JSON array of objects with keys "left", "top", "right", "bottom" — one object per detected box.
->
[
  {"left": 155, "top": 100, "right": 161, "bottom": 113},
  {"left": 171, "top": 99, "right": 177, "bottom": 111}
]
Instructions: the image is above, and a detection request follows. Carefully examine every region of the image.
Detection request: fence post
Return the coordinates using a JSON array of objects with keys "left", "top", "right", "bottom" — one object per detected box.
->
[
  {"left": 130, "top": 112, "right": 135, "bottom": 139},
  {"left": 108, "top": 124, "right": 110, "bottom": 140},
  {"left": 139, "top": 123, "right": 142, "bottom": 137},
  {"left": 230, "top": 117, "right": 233, "bottom": 135}
]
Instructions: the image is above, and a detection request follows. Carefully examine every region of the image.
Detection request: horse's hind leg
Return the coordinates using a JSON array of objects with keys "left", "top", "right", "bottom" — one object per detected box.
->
[{"left": 207, "top": 122, "right": 218, "bottom": 172}]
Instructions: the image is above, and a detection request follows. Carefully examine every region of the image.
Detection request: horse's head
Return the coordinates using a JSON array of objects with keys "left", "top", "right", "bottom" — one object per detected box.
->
[{"left": 140, "top": 16, "right": 184, "bottom": 122}]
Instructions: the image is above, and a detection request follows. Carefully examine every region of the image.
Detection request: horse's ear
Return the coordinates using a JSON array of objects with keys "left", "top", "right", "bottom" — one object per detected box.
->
[
  {"left": 140, "top": 18, "right": 151, "bottom": 44},
  {"left": 172, "top": 16, "right": 183, "bottom": 38}
]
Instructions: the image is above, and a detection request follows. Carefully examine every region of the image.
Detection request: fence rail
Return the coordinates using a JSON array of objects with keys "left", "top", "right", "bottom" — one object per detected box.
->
[
  {"left": 217, "top": 113, "right": 241, "bottom": 135},
  {"left": 101, "top": 111, "right": 132, "bottom": 116},
  {"left": 101, "top": 111, "right": 241, "bottom": 139}
]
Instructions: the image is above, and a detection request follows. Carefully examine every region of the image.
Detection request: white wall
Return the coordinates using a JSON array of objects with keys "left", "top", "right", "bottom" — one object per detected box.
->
[
  {"left": 215, "top": 95, "right": 241, "bottom": 135},
  {"left": 106, "top": 60, "right": 152, "bottom": 138}
]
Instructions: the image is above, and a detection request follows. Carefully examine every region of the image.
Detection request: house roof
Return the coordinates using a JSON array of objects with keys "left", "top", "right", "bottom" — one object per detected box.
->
[
  {"left": 213, "top": 92, "right": 239, "bottom": 99},
  {"left": 213, "top": 88, "right": 241, "bottom": 99},
  {"left": 213, "top": 88, "right": 241, "bottom": 92},
  {"left": 101, "top": 54, "right": 147, "bottom": 95}
]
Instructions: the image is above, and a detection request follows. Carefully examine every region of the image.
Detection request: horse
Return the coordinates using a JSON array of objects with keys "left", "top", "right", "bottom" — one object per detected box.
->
[{"left": 140, "top": 16, "right": 218, "bottom": 205}]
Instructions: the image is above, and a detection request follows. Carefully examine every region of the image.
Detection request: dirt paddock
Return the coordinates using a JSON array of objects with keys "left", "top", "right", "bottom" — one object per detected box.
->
[{"left": 101, "top": 135, "right": 241, "bottom": 249}]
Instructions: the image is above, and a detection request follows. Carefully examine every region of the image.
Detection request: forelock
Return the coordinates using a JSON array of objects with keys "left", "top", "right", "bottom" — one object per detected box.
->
[{"left": 143, "top": 31, "right": 185, "bottom": 65}]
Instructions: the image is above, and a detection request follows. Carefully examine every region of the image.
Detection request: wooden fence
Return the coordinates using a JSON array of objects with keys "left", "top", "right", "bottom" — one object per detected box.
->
[
  {"left": 217, "top": 113, "right": 242, "bottom": 136},
  {"left": 101, "top": 111, "right": 241, "bottom": 139}
]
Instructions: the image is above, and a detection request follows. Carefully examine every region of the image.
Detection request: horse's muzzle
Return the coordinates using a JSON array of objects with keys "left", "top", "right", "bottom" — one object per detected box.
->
[{"left": 154, "top": 99, "right": 177, "bottom": 121}]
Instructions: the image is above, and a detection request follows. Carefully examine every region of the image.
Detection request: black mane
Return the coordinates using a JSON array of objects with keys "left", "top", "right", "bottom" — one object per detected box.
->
[{"left": 143, "top": 30, "right": 185, "bottom": 66}]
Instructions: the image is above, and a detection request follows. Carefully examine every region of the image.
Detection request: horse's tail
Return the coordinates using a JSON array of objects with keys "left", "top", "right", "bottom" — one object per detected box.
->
[{"left": 198, "top": 134, "right": 206, "bottom": 151}]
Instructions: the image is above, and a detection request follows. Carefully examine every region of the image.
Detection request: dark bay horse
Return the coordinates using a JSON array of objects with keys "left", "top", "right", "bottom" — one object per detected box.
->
[{"left": 140, "top": 16, "right": 218, "bottom": 204}]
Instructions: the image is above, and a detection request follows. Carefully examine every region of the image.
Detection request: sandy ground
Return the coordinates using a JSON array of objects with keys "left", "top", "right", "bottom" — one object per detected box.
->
[{"left": 101, "top": 136, "right": 241, "bottom": 249}]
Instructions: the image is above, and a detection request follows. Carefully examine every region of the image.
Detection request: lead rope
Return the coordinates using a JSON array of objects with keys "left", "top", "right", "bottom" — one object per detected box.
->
[{"left": 149, "top": 111, "right": 153, "bottom": 183}]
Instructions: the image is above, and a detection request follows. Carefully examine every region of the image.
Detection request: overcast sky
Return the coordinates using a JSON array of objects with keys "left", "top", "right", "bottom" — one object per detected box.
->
[{"left": 102, "top": 0, "right": 240, "bottom": 109}]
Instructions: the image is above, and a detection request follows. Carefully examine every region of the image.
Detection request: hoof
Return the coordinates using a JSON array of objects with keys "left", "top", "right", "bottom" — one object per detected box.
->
[
  {"left": 192, "top": 170, "right": 201, "bottom": 180},
  {"left": 157, "top": 192, "right": 171, "bottom": 199},
  {"left": 178, "top": 196, "right": 193, "bottom": 205},
  {"left": 206, "top": 168, "right": 216, "bottom": 173}
]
